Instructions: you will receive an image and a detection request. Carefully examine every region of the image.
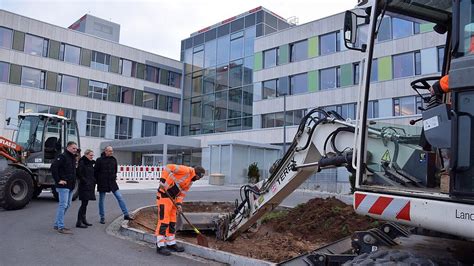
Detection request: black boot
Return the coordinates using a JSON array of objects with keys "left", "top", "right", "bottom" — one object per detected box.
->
[
  {"left": 76, "top": 220, "right": 87, "bottom": 228},
  {"left": 167, "top": 244, "right": 185, "bottom": 252},
  {"left": 82, "top": 216, "right": 92, "bottom": 226},
  {"left": 156, "top": 246, "right": 171, "bottom": 256}
]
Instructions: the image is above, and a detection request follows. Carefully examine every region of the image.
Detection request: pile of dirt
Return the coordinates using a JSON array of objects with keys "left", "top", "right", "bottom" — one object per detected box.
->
[
  {"left": 266, "top": 197, "right": 378, "bottom": 243},
  {"left": 129, "top": 198, "right": 378, "bottom": 263}
]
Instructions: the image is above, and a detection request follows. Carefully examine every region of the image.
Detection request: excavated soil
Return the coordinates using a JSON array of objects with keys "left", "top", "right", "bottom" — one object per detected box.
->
[{"left": 129, "top": 198, "right": 379, "bottom": 263}]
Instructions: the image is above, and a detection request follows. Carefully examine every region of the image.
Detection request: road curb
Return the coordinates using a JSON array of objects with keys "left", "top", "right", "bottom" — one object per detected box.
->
[{"left": 120, "top": 205, "right": 275, "bottom": 266}]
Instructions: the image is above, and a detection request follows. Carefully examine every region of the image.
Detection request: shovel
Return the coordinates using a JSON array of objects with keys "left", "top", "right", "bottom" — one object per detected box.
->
[{"left": 162, "top": 189, "right": 209, "bottom": 247}]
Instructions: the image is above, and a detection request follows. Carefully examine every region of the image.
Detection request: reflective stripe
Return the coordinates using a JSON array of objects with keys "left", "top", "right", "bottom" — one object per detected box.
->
[
  {"left": 156, "top": 236, "right": 166, "bottom": 247},
  {"left": 166, "top": 240, "right": 176, "bottom": 245}
]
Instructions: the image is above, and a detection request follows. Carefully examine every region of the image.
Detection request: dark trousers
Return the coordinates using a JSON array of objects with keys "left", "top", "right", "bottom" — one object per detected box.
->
[{"left": 77, "top": 200, "right": 89, "bottom": 221}]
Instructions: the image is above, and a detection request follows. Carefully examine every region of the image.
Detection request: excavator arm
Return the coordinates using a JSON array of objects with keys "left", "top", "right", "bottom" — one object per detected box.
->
[{"left": 215, "top": 107, "right": 428, "bottom": 241}]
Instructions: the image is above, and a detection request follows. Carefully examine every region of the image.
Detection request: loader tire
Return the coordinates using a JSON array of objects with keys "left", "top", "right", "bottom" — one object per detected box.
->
[
  {"left": 0, "top": 167, "right": 33, "bottom": 210},
  {"left": 343, "top": 250, "right": 436, "bottom": 266}
]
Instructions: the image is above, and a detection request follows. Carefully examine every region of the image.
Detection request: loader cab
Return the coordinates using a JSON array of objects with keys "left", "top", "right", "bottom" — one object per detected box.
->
[
  {"left": 15, "top": 113, "right": 80, "bottom": 164},
  {"left": 345, "top": 0, "right": 474, "bottom": 200}
]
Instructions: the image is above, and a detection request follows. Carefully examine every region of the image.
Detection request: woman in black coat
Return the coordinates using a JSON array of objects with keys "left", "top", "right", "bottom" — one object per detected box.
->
[{"left": 76, "top": 149, "right": 96, "bottom": 228}]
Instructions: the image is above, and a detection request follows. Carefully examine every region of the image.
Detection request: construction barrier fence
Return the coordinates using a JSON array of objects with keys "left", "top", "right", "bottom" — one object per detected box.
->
[{"left": 117, "top": 165, "right": 163, "bottom": 182}]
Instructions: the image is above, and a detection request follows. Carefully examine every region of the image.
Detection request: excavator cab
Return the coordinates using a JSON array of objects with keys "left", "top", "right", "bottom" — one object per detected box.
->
[
  {"left": 342, "top": 0, "right": 474, "bottom": 200},
  {"left": 14, "top": 113, "right": 80, "bottom": 164}
]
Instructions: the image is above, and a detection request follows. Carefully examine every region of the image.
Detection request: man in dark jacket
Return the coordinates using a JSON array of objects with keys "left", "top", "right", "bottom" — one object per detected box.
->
[
  {"left": 95, "top": 146, "right": 133, "bottom": 224},
  {"left": 51, "top": 141, "right": 78, "bottom": 234}
]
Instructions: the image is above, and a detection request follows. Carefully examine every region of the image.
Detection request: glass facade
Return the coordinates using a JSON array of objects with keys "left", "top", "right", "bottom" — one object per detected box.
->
[
  {"left": 181, "top": 9, "right": 290, "bottom": 135},
  {"left": 86, "top": 111, "right": 106, "bottom": 138},
  {"left": 115, "top": 116, "right": 133, "bottom": 139}
]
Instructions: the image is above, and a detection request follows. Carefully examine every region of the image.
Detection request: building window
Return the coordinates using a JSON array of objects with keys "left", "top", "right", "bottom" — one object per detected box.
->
[
  {"left": 24, "top": 34, "right": 48, "bottom": 57},
  {"left": 437, "top": 46, "right": 445, "bottom": 72},
  {"left": 168, "top": 72, "right": 181, "bottom": 88},
  {"left": 230, "top": 31, "right": 244, "bottom": 61},
  {"left": 290, "top": 73, "right": 308, "bottom": 95},
  {"left": 261, "top": 109, "right": 306, "bottom": 128},
  {"left": 115, "top": 116, "right": 133, "bottom": 139},
  {"left": 120, "top": 87, "right": 134, "bottom": 104},
  {"left": 319, "top": 31, "right": 340, "bottom": 55},
  {"left": 88, "top": 80, "right": 108, "bottom": 100},
  {"left": 290, "top": 40, "right": 308, "bottom": 62},
  {"left": 393, "top": 96, "right": 416, "bottom": 116},
  {"left": 91, "top": 51, "right": 110, "bottom": 72},
  {"left": 142, "top": 120, "right": 157, "bottom": 137},
  {"left": 0, "top": 61, "right": 9, "bottom": 83},
  {"left": 86, "top": 112, "right": 106, "bottom": 138},
  {"left": 146, "top": 65, "right": 159, "bottom": 83},
  {"left": 367, "top": 100, "right": 379, "bottom": 118},
  {"left": 392, "top": 18, "right": 413, "bottom": 39},
  {"left": 378, "top": 17, "right": 392, "bottom": 41},
  {"left": 159, "top": 95, "right": 180, "bottom": 113},
  {"left": 414, "top": 51, "right": 421, "bottom": 75},
  {"left": 120, "top": 59, "right": 133, "bottom": 77},
  {"left": 21, "top": 67, "right": 45, "bottom": 89},
  {"left": 263, "top": 48, "right": 277, "bottom": 68},
  {"left": 19, "top": 102, "right": 76, "bottom": 120},
  {"left": 0, "top": 27, "right": 13, "bottom": 49},
  {"left": 204, "top": 39, "right": 217, "bottom": 68},
  {"left": 262, "top": 79, "right": 278, "bottom": 99},
  {"left": 320, "top": 67, "right": 338, "bottom": 90},
  {"left": 143, "top": 92, "right": 157, "bottom": 109},
  {"left": 167, "top": 96, "right": 180, "bottom": 113},
  {"left": 353, "top": 63, "right": 360, "bottom": 85},
  {"left": 393, "top": 52, "right": 414, "bottom": 78},
  {"left": 59, "top": 75, "right": 78, "bottom": 95},
  {"left": 165, "top": 124, "right": 179, "bottom": 136},
  {"left": 371, "top": 59, "right": 378, "bottom": 82},
  {"left": 60, "top": 44, "right": 81, "bottom": 64},
  {"left": 216, "top": 35, "right": 230, "bottom": 66}
]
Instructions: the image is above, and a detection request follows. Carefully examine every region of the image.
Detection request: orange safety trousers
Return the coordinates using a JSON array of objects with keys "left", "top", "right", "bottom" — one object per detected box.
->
[{"left": 154, "top": 196, "right": 177, "bottom": 247}]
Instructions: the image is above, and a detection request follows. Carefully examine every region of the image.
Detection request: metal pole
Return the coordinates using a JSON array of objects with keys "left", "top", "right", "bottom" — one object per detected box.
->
[{"left": 283, "top": 94, "right": 287, "bottom": 154}]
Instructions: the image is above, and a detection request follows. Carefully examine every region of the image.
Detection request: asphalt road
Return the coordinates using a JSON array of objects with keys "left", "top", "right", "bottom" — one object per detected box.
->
[
  {"left": 0, "top": 184, "right": 339, "bottom": 266},
  {"left": 0, "top": 188, "right": 231, "bottom": 266}
]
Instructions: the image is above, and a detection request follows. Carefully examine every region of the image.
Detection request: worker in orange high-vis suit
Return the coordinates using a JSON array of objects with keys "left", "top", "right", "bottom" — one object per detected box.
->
[{"left": 155, "top": 164, "right": 205, "bottom": 256}]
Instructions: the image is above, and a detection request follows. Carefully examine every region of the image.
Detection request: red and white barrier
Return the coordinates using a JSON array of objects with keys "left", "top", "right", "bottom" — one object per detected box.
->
[{"left": 117, "top": 165, "right": 163, "bottom": 182}]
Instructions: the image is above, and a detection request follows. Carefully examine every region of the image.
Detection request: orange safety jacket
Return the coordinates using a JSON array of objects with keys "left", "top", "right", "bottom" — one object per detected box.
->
[{"left": 158, "top": 164, "right": 195, "bottom": 204}]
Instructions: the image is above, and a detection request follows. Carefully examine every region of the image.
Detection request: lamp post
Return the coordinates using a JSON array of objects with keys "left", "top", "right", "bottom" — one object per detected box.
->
[{"left": 283, "top": 93, "right": 287, "bottom": 154}]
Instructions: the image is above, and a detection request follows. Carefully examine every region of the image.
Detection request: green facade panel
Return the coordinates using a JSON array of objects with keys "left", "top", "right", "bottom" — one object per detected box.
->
[
  {"left": 134, "top": 90, "right": 143, "bottom": 106},
  {"left": 46, "top": 71, "right": 58, "bottom": 91},
  {"left": 340, "top": 63, "right": 353, "bottom": 87},
  {"left": 109, "top": 56, "right": 120, "bottom": 73},
  {"left": 160, "top": 69, "right": 169, "bottom": 85},
  {"left": 278, "top": 44, "right": 289, "bottom": 65},
  {"left": 136, "top": 63, "right": 146, "bottom": 79},
  {"left": 108, "top": 85, "right": 120, "bottom": 102},
  {"left": 308, "top": 70, "right": 319, "bottom": 92},
  {"left": 9, "top": 64, "right": 21, "bottom": 85},
  {"left": 48, "top": 40, "right": 60, "bottom": 60},
  {"left": 378, "top": 56, "right": 392, "bottom": 81},
  {"left": 80, "top": 48, "right": 91, "bottom": 67},
  {"left": 308, "top": 36, "right": 319, "bottom": 58},
  {"left": 420, "top": 23, "right": 435, "bottom": 33},
  {"left": 78, "top": 78, "right": 89, "bottom": 96},
  {"left": 254, "top": 52, "right": 262, "bottom": 71},
  {"left": 12, "top": 31, "right": 25, "bottom": 52}
]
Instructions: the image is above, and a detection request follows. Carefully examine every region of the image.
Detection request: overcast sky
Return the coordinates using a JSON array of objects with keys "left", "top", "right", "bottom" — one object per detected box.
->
[{"left": 1, "top": 0, "right": 355, "bottom": 60}]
